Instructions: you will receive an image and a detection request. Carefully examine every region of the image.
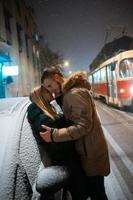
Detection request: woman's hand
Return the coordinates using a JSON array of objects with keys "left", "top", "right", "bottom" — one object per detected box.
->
[{"left": 40, "top": 125, "right": 52, "bottom": 142}]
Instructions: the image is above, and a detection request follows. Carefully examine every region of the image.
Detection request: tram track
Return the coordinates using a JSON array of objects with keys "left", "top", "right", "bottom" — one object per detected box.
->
[{"left": 95, "top": 100, "right": 133, "bottom": 121}]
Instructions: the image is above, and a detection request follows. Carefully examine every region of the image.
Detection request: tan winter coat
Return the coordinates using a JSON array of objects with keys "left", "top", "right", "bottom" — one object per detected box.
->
[{"left": 53, "top": 73, "right": 110, "bottom": 176}]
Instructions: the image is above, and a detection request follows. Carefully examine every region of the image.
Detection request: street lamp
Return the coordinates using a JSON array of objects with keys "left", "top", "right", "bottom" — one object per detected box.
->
[
  {"left": 64, "top": 61, "right": 69, "bottom": 67},
  {"left": 63, "top": 60, "right": 71, "bottom": 76},
  {"left": 68, "top": 70, "right": 72, "bottom": 75}
]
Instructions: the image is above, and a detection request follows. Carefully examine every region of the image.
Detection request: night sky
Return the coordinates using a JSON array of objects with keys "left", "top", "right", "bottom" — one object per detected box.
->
[{"left": 28, "top": 0, "right": 133, "bottom": 73}]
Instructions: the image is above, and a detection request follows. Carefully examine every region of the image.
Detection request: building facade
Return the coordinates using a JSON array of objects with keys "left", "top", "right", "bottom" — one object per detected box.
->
[{"left": 0, "top": 0, "right": 44, "bottom": 98}]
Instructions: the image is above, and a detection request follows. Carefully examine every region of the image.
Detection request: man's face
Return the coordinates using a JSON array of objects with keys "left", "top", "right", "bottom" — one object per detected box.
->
[{"left": 43, "top": 76, "right": 62, "bottom": 97}]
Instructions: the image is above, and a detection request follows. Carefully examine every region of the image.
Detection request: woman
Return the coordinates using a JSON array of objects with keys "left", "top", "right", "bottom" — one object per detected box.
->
[{"left": 27, "top": 86, "right": 88, "bottom": 200}]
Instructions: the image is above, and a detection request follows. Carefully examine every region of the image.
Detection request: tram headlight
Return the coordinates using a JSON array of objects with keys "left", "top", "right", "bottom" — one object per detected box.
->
[
  {"left": 130, "top": 86, "right": 133, "bottom": 95},
  {"left": 120, "top": 88, "right": 125, "bottom": 93}
]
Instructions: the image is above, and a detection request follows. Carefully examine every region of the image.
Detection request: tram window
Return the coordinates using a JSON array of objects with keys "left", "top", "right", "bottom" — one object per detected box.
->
[
  {"left": 93, "top": 72, "right": 97, "bottom": 82},
  {"left": 88, "top": 75, "right": 92, "bottom": 83},
  {"left": 93, "top": 70, "right": 101, "bottom": 82},
  {"left": 119, "top": 58, "right": 133, "bottom": 78},
  {"left": 107, "top": 65, "right": 111, "bottom": 80},
  {"left": 111, "top": 62, "right": 116, "bottom": 71},
  {"left": 97, "top": 70, "right": 100, "bottom": 82},
  {"left": 101, "top": 67, "right": 106, "bottom": 81}
]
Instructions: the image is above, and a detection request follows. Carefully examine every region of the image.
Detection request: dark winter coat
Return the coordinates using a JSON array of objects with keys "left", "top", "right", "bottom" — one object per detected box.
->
[{"left": 27, "top": 102, "right": 79, "bottom": 167}]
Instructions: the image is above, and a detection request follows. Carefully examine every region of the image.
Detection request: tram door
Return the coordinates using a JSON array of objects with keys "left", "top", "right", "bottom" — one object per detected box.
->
[{"left": 106, "top": 62, "right": 117, "bottom": 105}]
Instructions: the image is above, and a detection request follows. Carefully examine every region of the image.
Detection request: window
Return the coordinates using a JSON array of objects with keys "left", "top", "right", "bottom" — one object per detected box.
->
[
  {"left": 25, "top": 34, "right": 29, "bottom": 57},
  {"left": 106, "top": 62, "right": 117, "bottom": 81},
  {"left": 15, "top": 0, "right": 21, "bottom": 16},
  {"left": 101, "top": 67, "right": 106, "bottom": 81},
  {"left": 93, "top": 70, "right": 100, "bottom": 83},
  {"left": 119, "top": 58, "right": 133, "bottom": 78},
  {"left": 4, "top": 9, "right": 11, "bottom": 32},
  {"left": 16, "top": 24, "right": 22, "bottom": 52},
  {"left": 97, "top": 70, "right": 101, "bottom": 82},
  {"left": 88, "top": 75, "right": 93, "bottom": 84},
  {"left": 93, "top": 72, "right": 97, "bottom": 83},
  {"left": 25, "top": 16, "right": 29, "bottom": 28}
]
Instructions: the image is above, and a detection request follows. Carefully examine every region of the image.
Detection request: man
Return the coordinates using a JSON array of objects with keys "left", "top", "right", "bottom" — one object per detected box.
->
[{"left": 40, "top": 66, "right": 110, "bottom": 200}]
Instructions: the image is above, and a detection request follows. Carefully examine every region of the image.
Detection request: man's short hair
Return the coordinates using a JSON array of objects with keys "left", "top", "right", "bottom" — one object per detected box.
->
[{"left": 41, "top": 66, "right": 64, "bottom": 84}]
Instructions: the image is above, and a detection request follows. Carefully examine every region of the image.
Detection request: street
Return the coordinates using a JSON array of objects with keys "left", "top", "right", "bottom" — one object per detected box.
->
[
  {"left": 0, "top": 98, "right": 133, "bottom": 200},
  {"left": 95, "top": 100, "right": 133, "bottom": 200}
]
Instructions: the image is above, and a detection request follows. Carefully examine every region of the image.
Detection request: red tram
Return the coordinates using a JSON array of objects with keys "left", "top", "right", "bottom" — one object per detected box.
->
[{"left": 88, "top": 50, "right": 133, "bottom": 108}]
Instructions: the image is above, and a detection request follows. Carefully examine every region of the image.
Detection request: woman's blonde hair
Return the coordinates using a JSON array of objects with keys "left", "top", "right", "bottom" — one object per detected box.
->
[{"left": 30, "top": 86, "right": 59, "bottom": 119}]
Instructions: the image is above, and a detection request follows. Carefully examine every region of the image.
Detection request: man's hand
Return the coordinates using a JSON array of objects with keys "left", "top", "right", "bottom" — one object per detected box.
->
[{"left": 40, "top": 125, "right": 52, "bottom": 142}]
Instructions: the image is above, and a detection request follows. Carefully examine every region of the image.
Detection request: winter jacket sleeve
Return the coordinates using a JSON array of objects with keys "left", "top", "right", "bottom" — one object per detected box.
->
[
  {"left": 27, "top": 103, "right": 73, "bottom": 143},
  {"left": 27, "top": 103, "right": 56, "bottom": 143}
]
